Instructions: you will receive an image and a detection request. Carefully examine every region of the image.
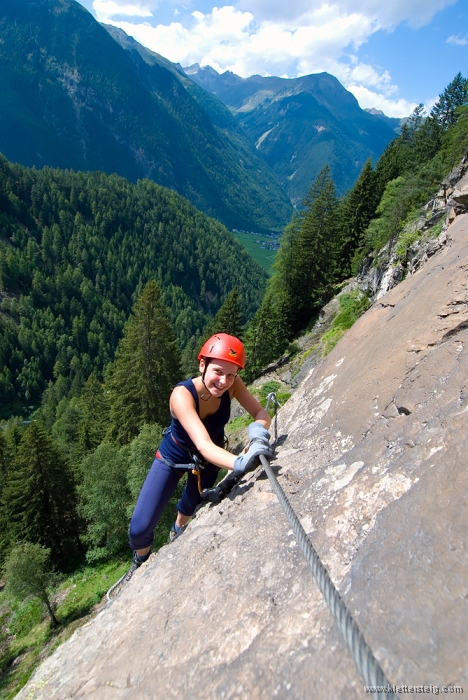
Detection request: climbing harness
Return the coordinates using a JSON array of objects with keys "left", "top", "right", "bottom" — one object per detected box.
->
[
  {"left": 195, "top": 435, "right": 236, "bottom": 500},
  {"left": 259, "top": 392, "right": 398, "bottom": 700}
]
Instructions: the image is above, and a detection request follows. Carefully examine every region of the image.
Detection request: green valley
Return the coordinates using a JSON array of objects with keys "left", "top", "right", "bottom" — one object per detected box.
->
[{"left": 230, "top": 231, "right": 281, "bottom": 274}]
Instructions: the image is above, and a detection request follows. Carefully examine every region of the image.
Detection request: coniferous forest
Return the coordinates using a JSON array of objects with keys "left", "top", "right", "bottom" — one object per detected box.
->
[
  {"left": 0, "top": 66, "right": 468, "bottom": 697},
  {"left": 0, "top": 161, "right": 267, "bottom": 416}
]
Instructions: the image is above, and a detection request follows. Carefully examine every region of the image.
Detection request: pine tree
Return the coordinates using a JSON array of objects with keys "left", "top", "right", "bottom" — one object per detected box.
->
[
  {"left": 286, "top": 165, "right": 339, "bottom": 331},
  {"left": 180, "top": 332, "right": 203, "bottom": 379},
  {"left": 0, "top": 422, "right": 25, "bottom": 563},
  {"left": 106, "top": 281, "right": 182, "bottom": 444},
  {"left": 1, "top": 422, "right": 79, "bottom": 566},
  {"left": 126, "top": 423, "right": 164, "bottom": 505},
  {"left": 399, "top": 105, "right": 442, "bottom": 170},
  {"left": 202, "top": 287, "right": 244, "bottom": 341},
  {"left": 338, "top": 158, "right": 379, "bottom": 275},
  {"left": 273, "top": 215, "right": 303, "bottom": 304},
  {"left": 431, "top": 72, "right": 468, "bottom": 128},
  {"left": 77, "top": 373, "right": 109, "bottom": 455},
  {"left": 412, "top": 115, "right": 442, "bottom": 166},
  {"left": 0, "top": 430, "right": 7, "bottom": 490},
  {"left": 374, "top": 138, "right": 405, "bottom": 196},
  {"left": 0, "top": 430, "right": 9, "bottom": 563}
]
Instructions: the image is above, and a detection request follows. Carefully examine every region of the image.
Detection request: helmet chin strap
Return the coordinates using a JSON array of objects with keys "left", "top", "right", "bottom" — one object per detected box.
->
[{"left": 200, "top": 359, "right": 221, "bottom": 401}]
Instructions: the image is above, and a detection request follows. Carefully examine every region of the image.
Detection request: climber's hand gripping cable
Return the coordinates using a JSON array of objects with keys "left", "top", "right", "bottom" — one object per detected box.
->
[
  {"left": 233, "top": 437, "right": 274, "bottom": 474},
  {"left": 248, "top": 422, "right": 271, "bottom": 445}
]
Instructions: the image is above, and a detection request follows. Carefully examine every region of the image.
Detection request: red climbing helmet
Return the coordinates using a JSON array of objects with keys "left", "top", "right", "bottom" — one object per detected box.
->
[{"left": 198, "top": 333, "right": 246, "bottom": 370}]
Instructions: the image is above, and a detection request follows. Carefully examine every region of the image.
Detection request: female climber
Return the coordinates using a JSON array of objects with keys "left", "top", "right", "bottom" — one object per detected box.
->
[{"left": 129, "top": 333, "right": 273, "bottom": 569}]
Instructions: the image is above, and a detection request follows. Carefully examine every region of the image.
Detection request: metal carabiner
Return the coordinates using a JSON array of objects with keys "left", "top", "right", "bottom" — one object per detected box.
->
[{"left": 191, "top": 454, "right": 205, "bottom": 494}]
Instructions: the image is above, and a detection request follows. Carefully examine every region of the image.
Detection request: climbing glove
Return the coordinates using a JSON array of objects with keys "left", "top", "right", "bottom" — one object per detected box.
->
[
  {"left": 248, "top": 422, "right": 271, "bottom": 445},
  {"left": 233, "top": 440, "right": 274, "bottom": 474}
]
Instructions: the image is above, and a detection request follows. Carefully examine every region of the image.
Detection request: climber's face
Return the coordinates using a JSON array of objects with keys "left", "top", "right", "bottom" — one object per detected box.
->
[{"left": 199, "top": 359, "right": 239, "bottom": 396}]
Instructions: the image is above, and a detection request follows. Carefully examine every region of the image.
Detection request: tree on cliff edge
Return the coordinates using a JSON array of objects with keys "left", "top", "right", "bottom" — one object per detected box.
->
[
  {"left": 431, "top": 72, "right": 468, "bottom": 128},
  {"left": 243, "top": 288, "right": 291, "bottom": 383},
  {"left": 338, "top": 158, "right": 379, "bottom": 275}
]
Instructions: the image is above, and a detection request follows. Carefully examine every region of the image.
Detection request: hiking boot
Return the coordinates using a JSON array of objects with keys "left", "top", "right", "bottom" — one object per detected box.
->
[
  {"left": 107, "top": 550, "right": 151, "bottom": 599},
  {"left": 168, "top": 522, "right": 188, "bottom": 543},
  {"left": 131, "top": 549, "right": 151, "bottom": 572}
]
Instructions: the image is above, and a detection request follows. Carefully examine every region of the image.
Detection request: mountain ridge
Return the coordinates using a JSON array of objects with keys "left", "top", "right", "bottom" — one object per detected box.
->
[
  {"left": 185, "top": 64, "right": 399, "bottom": 203},
  {"left": 0, "top": 0, "right": 292, "bottom": 231}
]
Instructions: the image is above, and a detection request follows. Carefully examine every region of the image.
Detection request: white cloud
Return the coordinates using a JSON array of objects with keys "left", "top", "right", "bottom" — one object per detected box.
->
[
  {"left": 447, "top": 33, "right": 468, "bottom": 45},
  {"left": 105, "top": 5, "right": 377, "bottom": 78},
  {"left": 347, "top": 85, "right": 417, "bottom": 117},
  {"left": 93, "top": 0, "right": 156, "bottom": 20},
  {"left": 93, "top": 0, "right": 458, "bottom": 115}
]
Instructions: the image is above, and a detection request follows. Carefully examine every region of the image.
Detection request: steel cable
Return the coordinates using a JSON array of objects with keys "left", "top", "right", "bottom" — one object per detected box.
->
[
  {"left": 259, "top": 456, "right": 397, "bottom": 699},
  {"left": 106, "top": 567, "right": 133, "bottom": 603}
]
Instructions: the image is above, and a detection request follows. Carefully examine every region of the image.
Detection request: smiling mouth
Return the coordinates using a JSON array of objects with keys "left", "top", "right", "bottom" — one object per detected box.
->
[{"left": 212, "top": 383, "right": 226, "bottom": 391}]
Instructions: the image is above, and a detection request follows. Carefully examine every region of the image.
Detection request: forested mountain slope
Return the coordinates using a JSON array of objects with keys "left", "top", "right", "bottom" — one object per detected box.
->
[
  {"left": 185, "top": 65, "right": 397, "bottom": 205},
  {"left": 0, "top": 0, "right": 292, "bottom": 231},
  {"left": 0, "top": 155, "right": 267, "bottom": 417}
]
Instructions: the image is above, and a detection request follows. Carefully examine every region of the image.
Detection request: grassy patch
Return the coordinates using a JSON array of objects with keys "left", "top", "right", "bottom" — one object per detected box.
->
[
  {"left": 225, "top": 414, "right": 252, "bottom": 434},
  {"left": 226, "top": 380, "right": 291, "bottom": 436},
  {"left": 255, "top": 382, "right": 291, "bottom": 414},
  {"left": 321, "top": 291, "right": 370, "bottom": 356},
  {"left": 321, "top": 328, "right": 346, "bottom": 356},
  {"left": 428, "top": 219, "right": 444, "bottom": 238},
  {"left": 55, "top": 559, "right": 131, "bottom": 626},
  {"left": 259, "top": 381, "right": 281, "bottom": 396},
  {"left": 0, "top": 559, "right": 131, "bottom": 699},
  {"left": 396, "top": 216, "right": 445, "bottom": 262},
  {"left": 298, "top": 345, "right": 318, "bottom": 364},
  {"left": 395, "top": 228, "right": 421, "bottom": 261}
]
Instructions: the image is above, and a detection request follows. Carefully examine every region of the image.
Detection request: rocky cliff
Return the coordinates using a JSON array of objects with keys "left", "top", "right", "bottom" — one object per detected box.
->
[{"left": 17, "top": 213, "right": 468, "bottom": 698}]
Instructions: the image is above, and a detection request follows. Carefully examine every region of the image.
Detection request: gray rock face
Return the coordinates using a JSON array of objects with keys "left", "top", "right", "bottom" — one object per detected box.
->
[
  {"left": 452, "top": 173, "right": 468, "bottom": 207},
  {"left": 18, "top": 215, "right": 468, "bottom": 698}
]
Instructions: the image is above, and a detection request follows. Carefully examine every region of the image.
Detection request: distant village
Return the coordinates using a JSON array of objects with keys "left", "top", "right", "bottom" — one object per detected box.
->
[{"left": 232, "top": 229, "right": 281, "bottom": 250}]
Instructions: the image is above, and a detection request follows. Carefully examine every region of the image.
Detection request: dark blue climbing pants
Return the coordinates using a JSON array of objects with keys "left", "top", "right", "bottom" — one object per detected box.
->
[{"left": 129, "top": 457, "right": 220, "bottom": 550}]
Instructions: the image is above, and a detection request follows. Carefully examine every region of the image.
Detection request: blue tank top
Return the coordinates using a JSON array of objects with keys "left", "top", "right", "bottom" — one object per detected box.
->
[{"left": 158, "top": 378, "right": 231, "bottom": 465}]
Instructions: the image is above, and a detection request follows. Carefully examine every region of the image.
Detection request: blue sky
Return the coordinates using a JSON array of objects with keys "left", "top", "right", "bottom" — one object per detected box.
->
[{"left": 76, "top": 0, "right": 467, "bottom": 117}]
